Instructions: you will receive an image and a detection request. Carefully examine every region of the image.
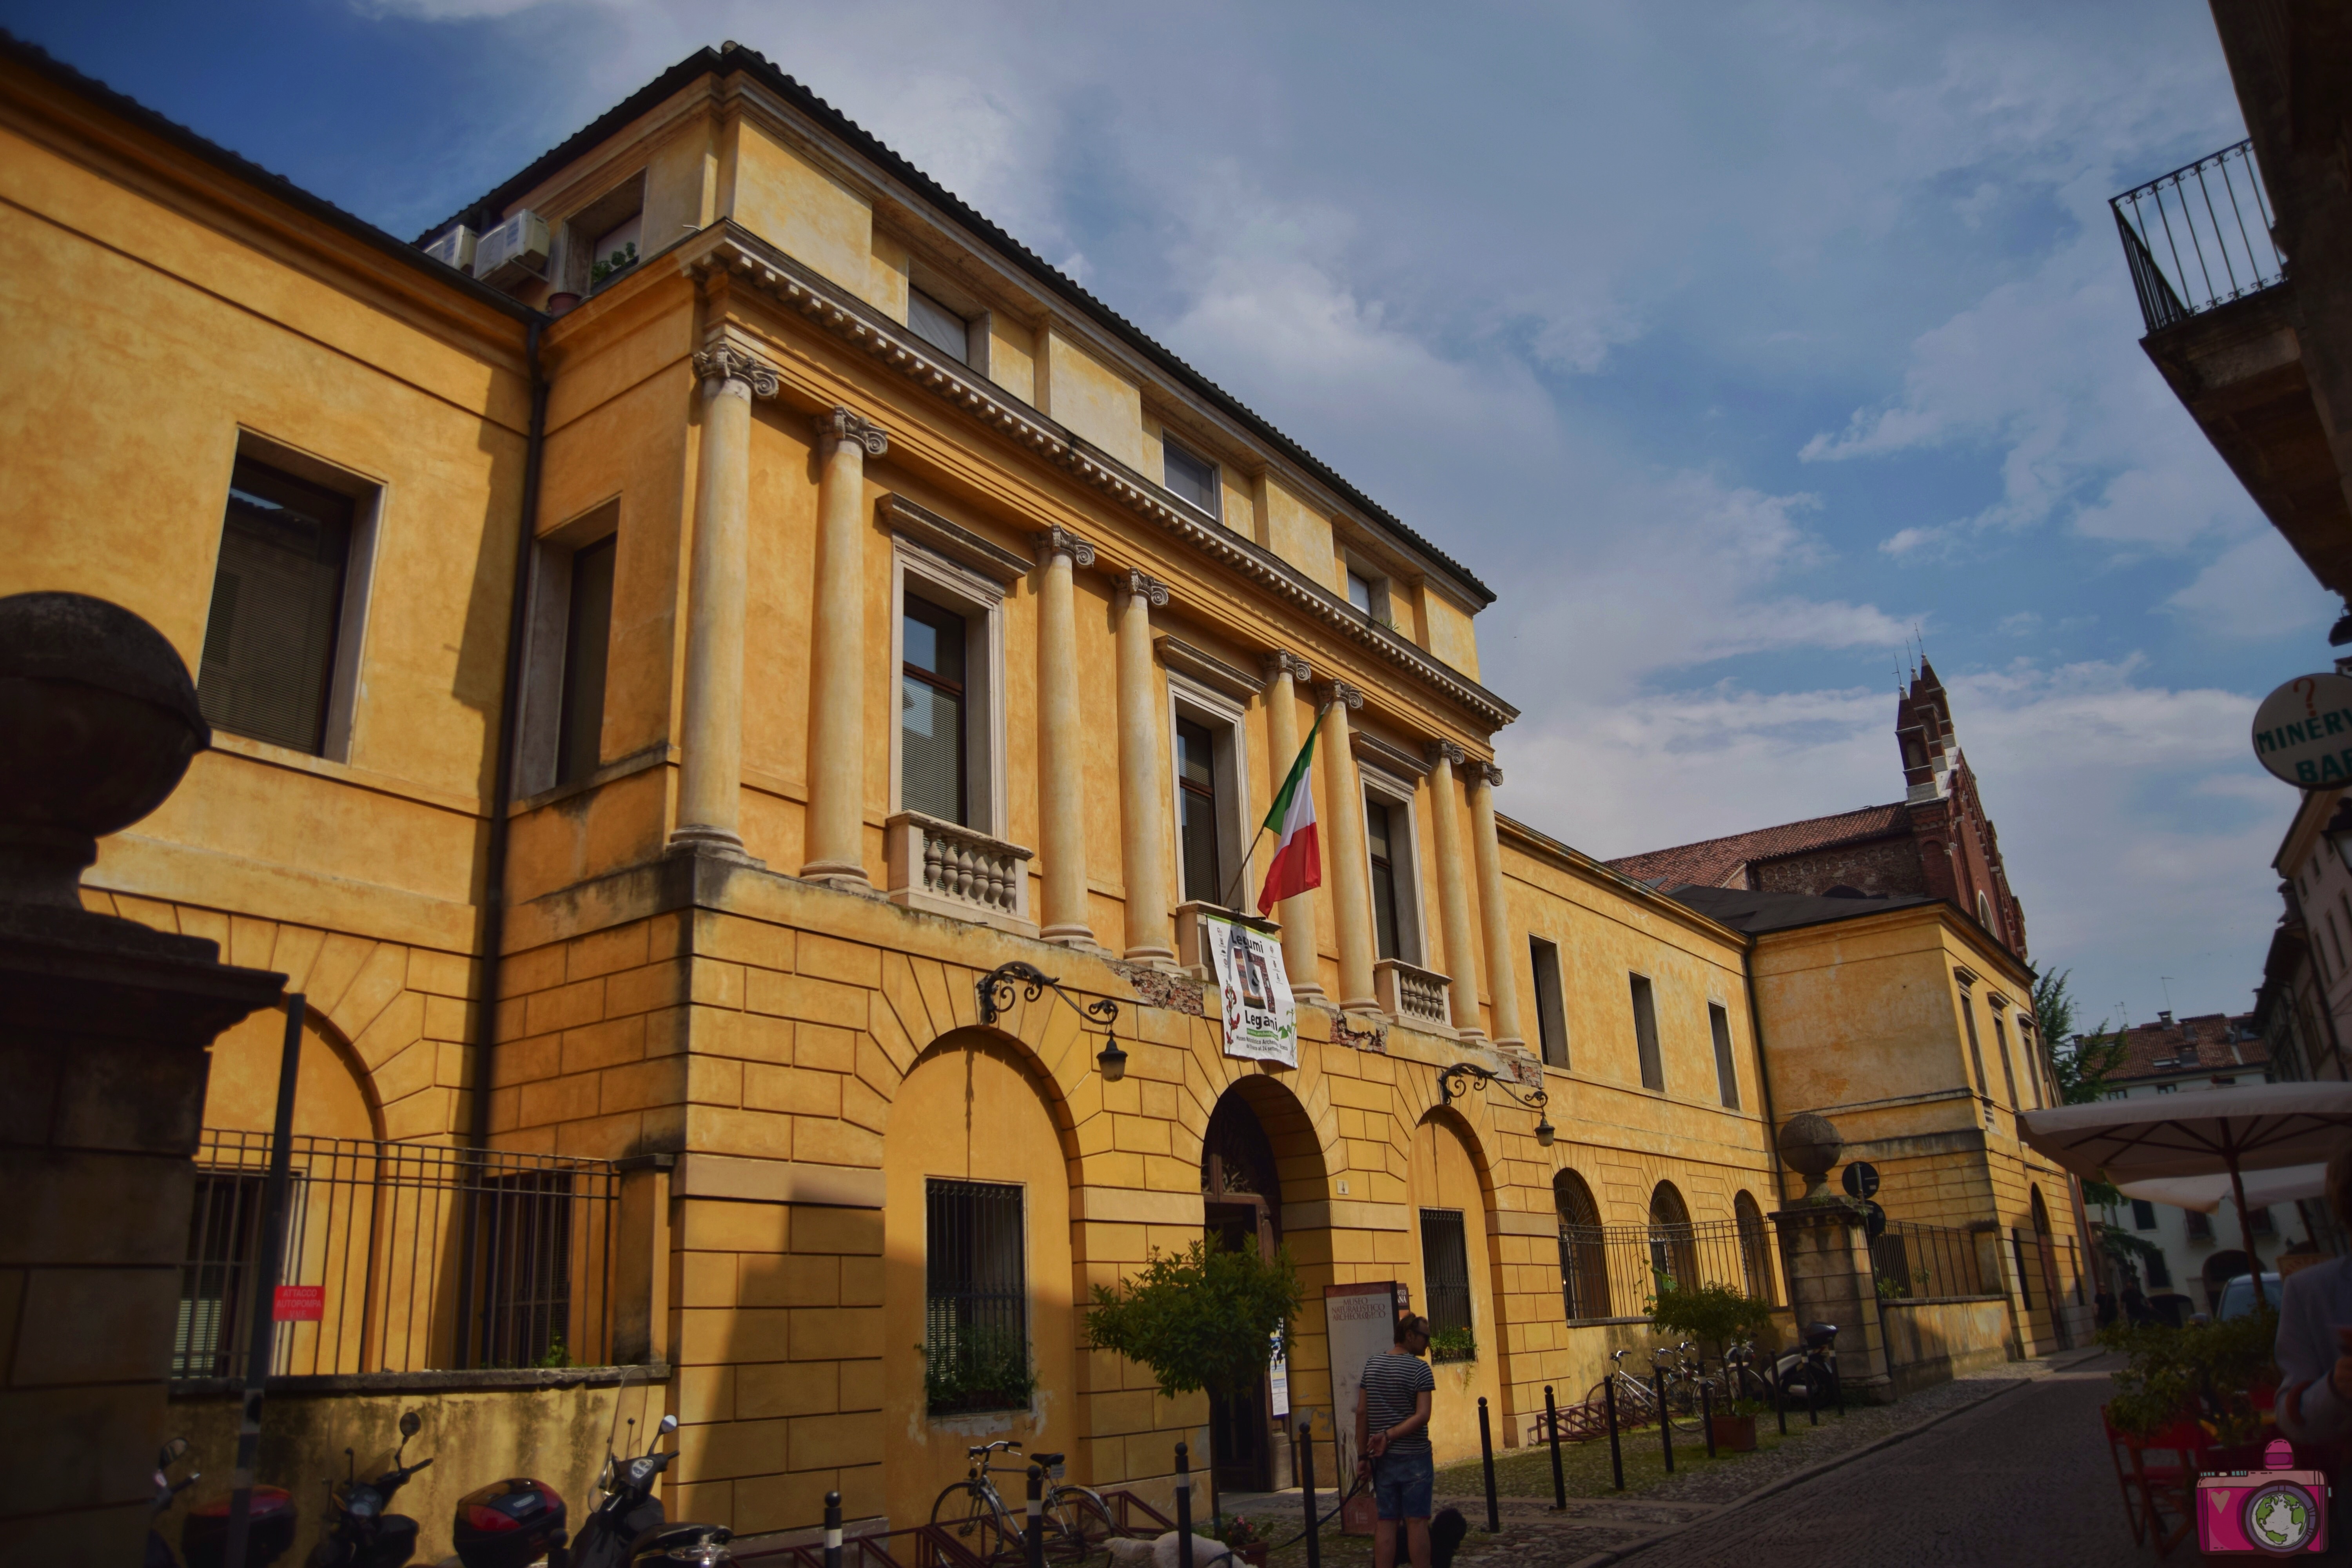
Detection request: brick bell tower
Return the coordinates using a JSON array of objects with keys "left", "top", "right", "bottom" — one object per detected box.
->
[{"left": 1897, "top": 660, "right": 2026, "bottom": 958}]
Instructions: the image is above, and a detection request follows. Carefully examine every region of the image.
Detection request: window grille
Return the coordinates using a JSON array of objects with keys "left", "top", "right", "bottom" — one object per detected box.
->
[
  {"left": 474, "top": 1169, "right": 576, "bottom": 1368},
  {"left": 198, "top": 458, "right": 354, "bottom": 755},
  {"left": 901, "top": 595, "right": 968, "bottom": 824},
  {"left": 555, "top": 533, "right": 615, "bottom": 786},
  {"left": 1630, "top": 975, "right": 1664, "bottom": 1092},
  {"left": 1733, "top": 1191, "right": 1773, "bottom": 1300},
  {"left": 1530, "top": 938, "right": 1568, "bottom": 1069},
  {"left": 1419, "top": 1208, "right": 1473, "bottom": 1358},
  {"left": 1555, "top": 1172, "right": 1609, "bottom": 1321},
  {"left": 926, "top": 1178, "right": 1029, "bottom": 1414},
  {"left": 2186, "top": 1207, "right": 2212, "bottom": 1241},
  {"left": 1708, "top": 1003, "right": 1739, "bottom": 1109},
  {"left": 1647, "top": 1183, "right": 1698, "bottom": 1293}
]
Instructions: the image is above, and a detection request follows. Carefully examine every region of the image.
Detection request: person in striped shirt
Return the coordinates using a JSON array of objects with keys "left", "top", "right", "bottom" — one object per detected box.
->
[{"left": 1356, "top": 1312, "right": 1436, "bottom": 1568}]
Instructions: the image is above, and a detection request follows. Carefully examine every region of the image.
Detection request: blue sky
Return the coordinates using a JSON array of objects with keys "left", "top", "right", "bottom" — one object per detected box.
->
[{"left": 11, "top": 0, "right": 2331, "bottom": 1029}]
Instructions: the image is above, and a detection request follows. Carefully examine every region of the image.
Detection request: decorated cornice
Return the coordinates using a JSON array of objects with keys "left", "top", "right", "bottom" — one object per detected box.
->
[
  {"left": 1263, "top": 650, "right": 1314, "bottom": 686},
  {"left": 681, "top": 228, "right": 1518, "bottom": 731},
  {"left": 815, "top": 405, "right": 889, "bottom": 456},
  {"left": 692, "top": 342, "right": 779, "bottom": 397},
  {"left": 1034, "top": 526, "right": 1097, "bottom": 569},
  {"left": 1117, "top": 568, "right": 1171, "bottom": 607}
]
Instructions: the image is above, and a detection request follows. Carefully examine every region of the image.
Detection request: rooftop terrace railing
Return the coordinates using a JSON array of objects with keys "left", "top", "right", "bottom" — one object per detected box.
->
[{"left": 2111, "top": 139, "right": 2285, "bottom": 333}]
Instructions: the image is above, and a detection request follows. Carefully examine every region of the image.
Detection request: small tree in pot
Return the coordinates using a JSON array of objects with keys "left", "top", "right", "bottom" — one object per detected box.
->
[{"left": 1649, "top": 1281, "right": 1779, "bottom": 1449}]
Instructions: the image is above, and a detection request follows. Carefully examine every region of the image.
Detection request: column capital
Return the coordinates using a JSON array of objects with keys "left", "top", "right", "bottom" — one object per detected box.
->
[
  {"left": 1425, "top": 740, "right": 1467, "bottom": 769},
  {"left": 1262, "top": 650, "right": 1314, "bottom": 685},
  {"left": 1468, "top": 760, "right": 1503, "bottom": 788},
  {"left": 692, "top": 343, "right": 779, "bottom": 397},
  {"left": 1319, "top": 680, "right": 1365, "bottom": 711},
  {"left": 1034, "top": 527, "right": 1097, "bottom": 569},
  {"left": 814, "top": 406, "right": 890, "bottom": 457},
  {"left": 1114, "top": 568, "right": 1171, "bottom": 607}
]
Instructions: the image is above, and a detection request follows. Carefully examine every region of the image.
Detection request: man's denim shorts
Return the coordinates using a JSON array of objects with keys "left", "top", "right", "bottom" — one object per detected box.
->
[{"left": 1372, "top": 1450, "right": 1434, "bottom": 1521}]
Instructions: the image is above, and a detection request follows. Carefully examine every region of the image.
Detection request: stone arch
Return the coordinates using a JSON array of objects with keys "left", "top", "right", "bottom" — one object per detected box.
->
[
  {"left": 1648, "top": 1180, "right": 1698, "bottom": 1294},
  {"left": 1555, "top": 1168, "right": 1610, "bottom": 1322},
  {"left": 200, "top": 998, "right": 383, "bottom": 1143},
  {"left": 1407, "top": 1107, "right": 1505, "bottom": 1462}
]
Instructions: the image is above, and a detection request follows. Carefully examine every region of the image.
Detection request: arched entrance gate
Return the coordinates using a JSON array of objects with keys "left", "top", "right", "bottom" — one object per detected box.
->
[{"left": 1203, "top": 1091, "right": 1281, "bottom": 1492}]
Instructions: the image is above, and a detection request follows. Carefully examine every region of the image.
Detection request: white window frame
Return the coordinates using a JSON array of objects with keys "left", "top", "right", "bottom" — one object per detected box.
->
[
  {"left": 1165, "top": 673, "right": 1252, "bottom": 911},
  {"left": 1529, "top": 935, "right": 1569, "bottom": 1070},
  {"left": 214, "top": 428, "right": 386, "bottom": 766},
  {"left": 1359, "top": 762, "right": 1427, "bottom": 966},
  {"left": 890, "top": 537, "right": 1007, "bottom": 837},
  {"left": 516, "top": 498, "right": 621, "bottom": 797}
]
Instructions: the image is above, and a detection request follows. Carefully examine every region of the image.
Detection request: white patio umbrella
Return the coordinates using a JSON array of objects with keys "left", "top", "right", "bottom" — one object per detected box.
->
[
  {"left": 2114, "top": 1162, "right": 2328, "bottom": 1215},
  {"left": 2019, "top": 1081, "right": 2352, "bottom": 1308}
]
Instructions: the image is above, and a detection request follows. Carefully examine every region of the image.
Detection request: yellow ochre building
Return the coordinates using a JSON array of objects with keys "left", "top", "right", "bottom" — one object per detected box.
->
[{"left": 0, "top": 36, "right": 2086, "bottom": 1557}]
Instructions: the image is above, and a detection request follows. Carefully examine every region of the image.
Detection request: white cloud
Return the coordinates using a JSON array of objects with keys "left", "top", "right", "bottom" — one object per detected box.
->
[{"left": 2165, "top": 530, "right": 2338, "bottom": 632}]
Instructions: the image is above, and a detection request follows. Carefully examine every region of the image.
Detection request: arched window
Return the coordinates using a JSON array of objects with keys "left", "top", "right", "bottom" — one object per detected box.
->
[
  {"left": 1648, "top": 1181, "right": 1698, "bottom": 1296},
  {"left": 1555, "top": 1170, "right": 1610, "bottom": 1321},
  {"left": 1733, "top": 1190, "right": 1775, "bottom": 1303},
  {"left": 1978, "top": 891, "right": 1996, "bottom": 930}
]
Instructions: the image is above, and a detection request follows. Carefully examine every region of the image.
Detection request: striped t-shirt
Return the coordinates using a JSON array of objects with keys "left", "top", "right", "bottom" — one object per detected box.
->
[{"left": 1360, "top": 1350, "right": 1436, "bottom": 1457}]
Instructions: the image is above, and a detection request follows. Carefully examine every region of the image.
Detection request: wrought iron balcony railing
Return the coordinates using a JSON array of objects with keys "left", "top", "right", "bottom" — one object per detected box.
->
[{"left": 2111, "top": 139, "right": 2285, "bottom": 334}]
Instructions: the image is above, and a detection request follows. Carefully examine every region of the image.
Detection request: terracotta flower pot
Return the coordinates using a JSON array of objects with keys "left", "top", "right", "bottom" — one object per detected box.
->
[
  {"left": 546, "top": 290, "right": 582, "bottom": 316},
  {"left": 1240, "top": 1546, "right": 1269, "bottom": 1566},
  {"left": 1710, "top": 1414, "right": 1759, "bottom": 1452}
]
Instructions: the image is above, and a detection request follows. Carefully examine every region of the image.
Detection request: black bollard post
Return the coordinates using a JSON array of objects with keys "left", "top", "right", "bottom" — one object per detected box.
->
[
  {"left": 1025, "top": 1468, "right": 1045, "bottom": 1568},
  {"left": 1603, "top": 1372, "right": 1624, "bottom": 1492},
  {"left": 1655, "top": 1368, "right": 1674, "bottom": 1474},
  {"left": 1833, "top": 1359, "right": 1846, "bottom": 1419},
  {"left": 1544, "top": 1385, "right": 1565, "bottom": 1511},
  {"left": 1299, "top": 1417, "right": 1321, "bottom": 1568},
  {"left": 1701, "top": 1376, "right": 1716, "bottom": 1459},
  {"left": 1806, "top": 1371, "right": 1819, "bottom": 1427},
  {"left": 1176, "top": 1440, "right": 1195, "bottom": 1568},
  {"left": 1478, "top": 1396, "right": 1499, "bottom": 1533},
  {"left": 1774, "top": 1361, "right": 1788, "bottom": 1436},
  {"left": 826, "top": 1491, "right": 844, "bottom": 1568}
]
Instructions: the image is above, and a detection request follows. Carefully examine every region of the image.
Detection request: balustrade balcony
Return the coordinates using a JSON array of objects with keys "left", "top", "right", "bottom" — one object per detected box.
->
[
  {"left": 883, "top": 811, "right": 1036, "bottom": 936},
  {"left": 1374, "top": 956, "right": 1452, "bottom": 1031}
]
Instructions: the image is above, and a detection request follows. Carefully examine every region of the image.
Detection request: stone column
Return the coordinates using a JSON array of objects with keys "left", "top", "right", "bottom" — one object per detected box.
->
[
  {"left": 1261, "top": 652, "right": 1324, "bottom": 1000},
  {"left": 1466, "top": 761, "right": 1525, "bottom": 1048},
  {"left": 1424, "top": 742, "right": 1484, "bottom": 1038},
  {"left": 1112, "top": 568, "right": 1176, "bottom": 964},
  {"left": 1769, "top": 1202, "right": 1894, "bottom": 1402},
  {"left": 670, "top": 344, "right": 779, "bottom": 860},
  {"left": 1318, "top": 682, "right": 1380, "bottom": 1015},
  {"left": 799, "top": 405, "right": 890, "bottom": 887},
  {"left": 1034, "top": 528, "right": 1098, "bottom": 947}
]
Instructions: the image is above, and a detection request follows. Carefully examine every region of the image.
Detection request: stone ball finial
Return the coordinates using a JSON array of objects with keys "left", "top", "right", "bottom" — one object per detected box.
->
[
  {"left": 0, "top": 592, "right": 209, "bottom": 908},
  {"left": 1777, "top": 1112, "right": 1844, "bottom": 1187}
]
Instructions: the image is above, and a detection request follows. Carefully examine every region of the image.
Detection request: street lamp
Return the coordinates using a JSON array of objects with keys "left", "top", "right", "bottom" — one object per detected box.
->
[
  {"left": 1437, "top": 1061, "right": 1555, "bottom": 1147},
  {"left": 974, "top": 961, "right": 1126, "bottom": 1080}
]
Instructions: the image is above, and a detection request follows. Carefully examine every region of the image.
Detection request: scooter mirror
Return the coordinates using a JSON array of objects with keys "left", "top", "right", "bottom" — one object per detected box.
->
[
  {"left": 659, "top": 1414, "right": 679, "bottom": 1436},
  {"left": 161, "top": 1436, "right": 190, "bottom": 1466},
  {"left": 399, "top": 1410, "right": 423, "bottom": 1439}
]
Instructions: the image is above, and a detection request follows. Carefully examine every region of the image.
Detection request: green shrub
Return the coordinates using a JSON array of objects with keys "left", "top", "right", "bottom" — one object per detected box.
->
[
  {"left": 924, "top": 1323, "right": 1038, "bottom": 1415},
  {"left": 1084, "top": 1238, "right": 1302, "bottom": 1400},
  {"left": 1428, "top": 1326, "right": 1477, "bottom": 1363},
  {"left": 2098, "top": 1309, "right": 2279, "bottom": 1443},
  {"left": 1647, "top": 1281, "right": 1777, "bottom": 1358}
]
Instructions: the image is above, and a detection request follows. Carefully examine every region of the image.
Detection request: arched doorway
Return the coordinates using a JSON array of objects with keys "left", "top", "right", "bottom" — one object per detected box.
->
[
  {"left": 2030, "top": 1185, "right": 2068, "bottom": 1348},
  {"left": 1555, "top": 1169, "right": 1609, "bottom": 1321},
  {"left": 1203, "top": 1091, "right": 1281, "bottom": 1492},
  {"left": 1648, "top": 1181, "right": 1697, "bottom": 1295}
]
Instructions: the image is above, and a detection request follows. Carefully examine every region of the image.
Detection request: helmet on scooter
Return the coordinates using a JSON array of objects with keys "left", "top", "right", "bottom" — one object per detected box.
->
[{"left": 453, "top": 1477, "right": 569, "bottom": 1568}]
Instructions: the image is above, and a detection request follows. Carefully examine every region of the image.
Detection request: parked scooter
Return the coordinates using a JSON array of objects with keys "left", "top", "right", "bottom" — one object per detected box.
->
[
  {"left": 154, "top": 1438, "right": 300, "bottom": 1568},
  {"left": 307, "top": 1410, "right": 433, "bottom": 1568},
  {"left": 1773, "top": 1321, "right": 1840, "bottom": 1406},
  {"left": 147, "top": 1437, "right": 201, "bottom": 1568},
  {"left": 567, "top": 1413, "right": 731, "bottom": 1568}
]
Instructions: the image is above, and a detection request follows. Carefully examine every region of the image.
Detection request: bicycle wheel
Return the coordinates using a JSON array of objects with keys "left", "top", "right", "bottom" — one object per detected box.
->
[
  {"left": 933, "top": 1481, "right": 1019, "bottom": 1563},
  {"left": 1045, "top": 1486, "right": 1117, "bottom": 1562}
]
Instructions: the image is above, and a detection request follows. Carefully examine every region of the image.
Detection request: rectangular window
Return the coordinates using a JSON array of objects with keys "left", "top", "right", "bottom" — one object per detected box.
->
[
  {"left": 1708, "top": 1003, "right": 1740, "bottom": 1109},
  {"left": 1177, "top": 716, "right": 1223, "bottom": 905},
  {"left": 1530, "top": 937, "right": 1568, "bottom": 1069},
  {"left": 1630, "top": 975, "right": 1664, "bottom": 1092},
  {"left": 2249, "top": 1205, "right": 2276, "bottom": 1236},
  {"left": 1346, "top": 568, "right": 1389, "bottom": 622},
  {"left": 474, "top": 1169, "right": 576, "bottom": 1368},
  {"left": 2130, "top": 1199, "right": 2158, "bottom": 1230},
  {"left": 1162, "top": 437, "right": 1219, "bottom": 515},
  {"left": 554, "top": 533, "right": 615, "bottom": 786},
  {"left": 567, "top": 172, "right": 644, "bottom": 293},
  {"left": 901, "top": 593, "right": 968, "bottom": 824},
  {"left": 1419, "top": 1208, "right": 1473, "bottom": 1360},
  {"left": 2185, "top": 1207, "right": 2211, "bottom": 1240},
  {"left": 908, "top": 287, "right": 969, "bottom": 363},
  {"left": 1960, "top": 993, "right": 1989, "bottom": 1097},
  {"left": 2143, "top": 1249, "right": 2172, "bottom": 1289},
  {"left": 200, "top": 457, "right": 356, "bottom": 756},
  {"left": 1367, "top": 798, "right": 1404, "bottom": 961},
  {"left": 1992, "top": 1013, "right": 2020, "bottom": 1110},
  {"left": 925, "top": 1178, "right": 1029, "bottom": 1414}
]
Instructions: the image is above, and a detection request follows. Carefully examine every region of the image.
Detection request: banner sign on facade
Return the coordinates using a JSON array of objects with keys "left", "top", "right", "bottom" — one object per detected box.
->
[
  {"left": 1203, "top": 914, "right": 1297, "bottom": 1067},
  {"left": 2252, "top": 672, "right": 2352, "bottom": 787}
]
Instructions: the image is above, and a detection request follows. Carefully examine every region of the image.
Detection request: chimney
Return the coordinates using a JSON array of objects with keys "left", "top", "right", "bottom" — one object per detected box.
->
[{"left": 2158, "top": 1009, "right": 2173, "bottom": 1027}]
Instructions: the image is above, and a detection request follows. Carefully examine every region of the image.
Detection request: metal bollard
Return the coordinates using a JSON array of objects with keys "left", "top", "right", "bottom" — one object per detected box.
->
[
  {"left": 1603, "top": 1372, "right": 1624, "bottom": 1491},
  {"left": 1299, "top": 1416, "right": 1321, "bottom": 1568},
  {"left": 1774, "top": 1362, "right": 1788, "bottom": 1436},
  {"left": 1025, "top": 1468, "right": 1045, "bottom": 1568},
  {"left": 1655, "top": 1368, "right": 1674, "bottom": 1474},
  {"left": 1832, "top": 1359, "right": 1846, "bottom": 1419},
  {"left": 826, "top": 1491, "right": 844, "bottom": 1568},
  {"left": 1701, "top": 1377, "right": 1716, "bottom": 1460},
  {"left": 1544, "top": 1385, "right": 1565, "bottom": 1511},
  {"left": 1477, "top": 1396, "right": 1499, "bottom": 1533},
  {"left": 1175, "top": 1440, "right": 1194, "bottom": 1568},
  {"left": 1807, "top": 1371, "right": 1819, "bottom": 1427}
]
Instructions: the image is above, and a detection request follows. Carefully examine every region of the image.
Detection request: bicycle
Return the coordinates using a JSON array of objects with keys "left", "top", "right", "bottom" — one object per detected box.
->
[{"left": 931, "top": 1438, "right": 1118, "bottom": 1563}]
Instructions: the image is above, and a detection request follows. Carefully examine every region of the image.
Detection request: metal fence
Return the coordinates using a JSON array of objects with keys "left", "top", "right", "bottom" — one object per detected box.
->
[
  {"left": 174, "top": 1131, "right": 621, "bottom": 1382},
  {"left": 2111, "top": 139, "right": 2285, "bottom": 332},
  {"left": 924, "top": 1178, "right": 1029, "bottom": 1414},
  {"left": 1559, "top": 1216, "right": 1780, "bottom": 1322},
  {"left": 1868, "top": 1218, "right": 1990, "bottom": 1301}
]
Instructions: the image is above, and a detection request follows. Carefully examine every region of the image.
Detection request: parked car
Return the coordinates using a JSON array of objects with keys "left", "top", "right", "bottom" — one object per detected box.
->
[{"left": 2215, "top": 1274, "right": 2285, "bottom": 1319}]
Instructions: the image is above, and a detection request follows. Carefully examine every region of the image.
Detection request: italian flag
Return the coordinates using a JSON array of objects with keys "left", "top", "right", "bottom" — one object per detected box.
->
[{"left": 1256, "top": 726, "right": 1321, "bottom": 914}]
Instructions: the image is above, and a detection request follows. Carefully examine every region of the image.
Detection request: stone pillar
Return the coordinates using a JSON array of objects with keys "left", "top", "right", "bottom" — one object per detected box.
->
[
  {"left": 1318, "top": 682, "right": 1379, "bottom": 1015},
  {"left": 800, "top": 405, "right": 890, "bottom": 887},
  {"left": 1424, "top": 742, "right": 1483, "bottom": 1038},
  {"left": 1769, "top": 1201, "right": 1894, "bottom": 1403},
  {"left": 671, "top": 345, "right": 779, "bottom": 860},
  {"left": 1034, "top": 529, "right": 1098, "bottom": 947},
  {"left": 0, "top": 593, "right": 283, "bottom": 1562},
  {"left": 1466, "top": 762, "right": 1524, "bottom": 1048},
  {"left": 1261, "top": 652, "right": 1323, "bottom": 1000},
  {"left": 1112, "top": 568, "right": 1176, "bottom": 964}
]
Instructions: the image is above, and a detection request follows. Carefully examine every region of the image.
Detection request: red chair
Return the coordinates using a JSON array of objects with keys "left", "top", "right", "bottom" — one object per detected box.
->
[{"left": 2101, "top": 1406, "right": 2207, "bottom": 1557}]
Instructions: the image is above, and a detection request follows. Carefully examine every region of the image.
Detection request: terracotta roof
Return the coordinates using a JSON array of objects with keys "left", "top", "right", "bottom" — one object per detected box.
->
[
  {"left": 1661, "top": 883, "right": 1937, "bottom": 935},
  {"left": 2100, "top": 1013, "right": 2266, "bottom": 1083},
  {"left": 1606, "top": 802, "right": 1913, "bottom": 889}
]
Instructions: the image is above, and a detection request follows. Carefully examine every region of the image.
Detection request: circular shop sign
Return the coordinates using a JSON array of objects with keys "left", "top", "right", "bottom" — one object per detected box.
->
[{"left": 2252, "top": 673, "right": 2352, "bottom": 788}]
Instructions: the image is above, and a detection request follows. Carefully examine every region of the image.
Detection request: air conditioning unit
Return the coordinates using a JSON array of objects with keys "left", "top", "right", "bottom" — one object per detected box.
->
[
  {"left": 422, "top": 225, "right": 477, "bottom": 275},
  {"left": 474, "top": 211, "right": 551, "bottom": 289}
]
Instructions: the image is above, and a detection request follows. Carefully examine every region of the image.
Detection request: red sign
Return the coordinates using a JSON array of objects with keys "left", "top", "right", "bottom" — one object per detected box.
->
[{"left": 273, "top": 1285, "right": 324, "bottom": 1322}]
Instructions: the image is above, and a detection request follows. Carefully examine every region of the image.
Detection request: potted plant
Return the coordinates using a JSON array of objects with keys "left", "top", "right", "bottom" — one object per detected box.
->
[
  {"left": 1648, "top": 1280, "right": 1777, "bottom": 1453},
  {"left": 1216, "top": 1514, "right": 1269, "bottom": 1566},
  {"left": 2100, "top": 1307, "right": 2279, "bottom": 1468}
]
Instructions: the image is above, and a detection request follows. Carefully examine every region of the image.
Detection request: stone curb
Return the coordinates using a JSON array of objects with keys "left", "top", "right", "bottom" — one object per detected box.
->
[{"left": 1497, "top": 1348, "right": 2111, "bottom": 1568}]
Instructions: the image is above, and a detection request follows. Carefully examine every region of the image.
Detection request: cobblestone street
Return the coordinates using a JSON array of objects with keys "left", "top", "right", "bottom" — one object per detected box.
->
[{"left": 1446, "top": 1352, "right": 2145, "bottom": 1568}]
